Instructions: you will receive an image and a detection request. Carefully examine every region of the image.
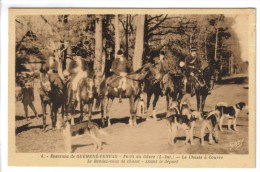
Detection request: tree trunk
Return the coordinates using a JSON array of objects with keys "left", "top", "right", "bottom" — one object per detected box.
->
[
  {"left": 204, "top": 35, "right": 208, "bottom": 61},
  {"left": 143, "top": 15, "right": 149, "bottom": 59},
  {"left": 133, "top": 15, "right": 145, "bottom": 71},
  {"left": 125, "top": 15, "right": 129, "bottom": 59},
  {"left": 214, "top": 15, "right": 221, "bottom": 61},
  {"left": 114, "top": 15, "right": 120, "bottom": 57},
  {"left": 94, "top": 15, "right": 105, "bottom": 89}
]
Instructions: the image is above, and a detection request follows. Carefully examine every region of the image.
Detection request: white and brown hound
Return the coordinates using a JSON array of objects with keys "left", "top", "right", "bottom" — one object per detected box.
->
[
  {"left": 166, "top": 101, "right": 201, "bottom": 145},
  {"left": 200, "top": 110, "right": 221, "bottom": 146},
  {"left": 215, "top": 102, "right": 247, "bottom": 131}
]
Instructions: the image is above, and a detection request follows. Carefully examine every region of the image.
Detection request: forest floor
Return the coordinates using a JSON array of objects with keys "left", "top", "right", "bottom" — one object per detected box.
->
[{"left": 15, "top": 82, "right": 249, "bottom": 154}]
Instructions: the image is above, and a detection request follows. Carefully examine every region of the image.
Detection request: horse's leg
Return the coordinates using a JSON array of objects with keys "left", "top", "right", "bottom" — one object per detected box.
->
[
  {"left": 79, "top": 101, "right": 84, "bottom": 123},
  {"left": 128, "top": 96, "right": 137, "bottom": 126},
  {"left": 101, "top": 97, "right": 108, "bottom": 127},
  {"left": 201, "top": 94, "right": 207, "bottom": 112},
  {"left": 106, "top": 98, "right": 114, "bottom": 126},
  {"left": 88, "top": 102, "right": 93, "bottom": 121},
  {"left": 146, "top": 92, "right": 152, "bottom": 120},
  {"left": 166, "top": 93, "right": 170, "bottom": 111},
  {"left": 152, "top": 93, "right": 159, "bottom": 120},
  {"left": 41, "top": 99, "right": 47, "bottom": 130},
  {"left": 51, "top": 105, "right": 56, "bottom": 129},
  {"left": 195, "top": 91, "right": 201, "bottom": 112},
  {"left": 146, "top": 91, "right": 152, "bottom": 111},
  {"left": 71, "top": 102, "right": 76, "bottom": 125},
  {"left": 53, "top": 105, "right": 58, "bottom": 129}
]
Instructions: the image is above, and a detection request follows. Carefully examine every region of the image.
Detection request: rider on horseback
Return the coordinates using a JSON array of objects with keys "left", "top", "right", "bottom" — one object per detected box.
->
[
  {"left": 110, "top": 49, "right": 133, "bottom": 103},
  {"left": 181, "top": 47, "right": 206, "bottom": 96},
  {"left": 67, "top": 54, "right": 88, "bottom": 102},
  {"left": 153, "top": 50, "right": 170, "bottom": 95}
]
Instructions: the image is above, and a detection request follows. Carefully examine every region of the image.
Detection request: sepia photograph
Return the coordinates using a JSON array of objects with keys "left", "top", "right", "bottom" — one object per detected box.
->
[{"left": 9, "top": 8, "right": 255, "bottom": 167}]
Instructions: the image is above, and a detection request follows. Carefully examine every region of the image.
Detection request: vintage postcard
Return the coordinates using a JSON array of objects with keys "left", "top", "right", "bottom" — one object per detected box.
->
[{"left": 9, "top": 8, "right": 255, "bottom": 167}]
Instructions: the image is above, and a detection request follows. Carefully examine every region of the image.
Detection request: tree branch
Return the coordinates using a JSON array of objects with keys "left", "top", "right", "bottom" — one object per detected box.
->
[
  {"left": 148, "top": 14, "right": 169, "bottom": 33},
  {"left": 118, "top": 18, "right": 126, "bottom": 31},
  {"left": 148, "top": 29, "right": 179, "bottom": 39},
  {"left": 147, "top": 14, "right": 164, "bottom": 23}
]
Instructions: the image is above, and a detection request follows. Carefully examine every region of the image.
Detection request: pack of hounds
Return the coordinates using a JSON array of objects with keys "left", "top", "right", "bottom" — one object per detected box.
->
[
  {"left": 166, "top": 101, "right": 247, "bottom": 146},
  {"left": 60, "top": 100, "right": 247, "bottom": 152}
]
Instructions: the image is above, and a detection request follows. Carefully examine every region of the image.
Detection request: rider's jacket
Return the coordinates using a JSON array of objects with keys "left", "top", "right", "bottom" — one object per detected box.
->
[
  {"left": 110, "top": 55, "right": 133, "bottom": 76},
  {"left": 20, "top": 77, "right": 35, "bottom": 103},
  {"left": 185, "top": 55, "right": 201, "bottom": 75}
]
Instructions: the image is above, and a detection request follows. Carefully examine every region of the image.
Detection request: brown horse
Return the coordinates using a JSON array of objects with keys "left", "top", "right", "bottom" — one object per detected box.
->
[
  {"left": 39, "top": 72, "right": 52, "bottom": 130},
  {"left": 77, "top": 77, "right": 95, "bottom": 122},
  {"left": 99, "top": 64, "right": 151, "bottom": 127}
]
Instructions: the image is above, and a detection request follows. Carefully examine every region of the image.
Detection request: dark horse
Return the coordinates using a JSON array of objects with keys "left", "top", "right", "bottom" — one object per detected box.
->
[
  {"left": 144, "top": 65, "right": 184, "bottom": 119},
  {"left": 194, "top": 61, "right": 219, "bottom": 112},
  {"left": 99, "top": 64, "right": 151, "bottom": 127},
  {"left": 39, "top": 71, "right": 68, "bottom": 129}
]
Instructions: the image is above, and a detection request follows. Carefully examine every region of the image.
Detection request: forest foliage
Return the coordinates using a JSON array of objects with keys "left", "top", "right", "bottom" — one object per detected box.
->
[{"left": 15, "top": 14, "right": 248, "bottom": 77}]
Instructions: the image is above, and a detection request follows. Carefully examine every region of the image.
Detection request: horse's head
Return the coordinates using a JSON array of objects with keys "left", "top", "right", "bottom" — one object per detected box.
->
[
  {"left": 203, "top": 60, "right": 220, "bottom": 85},
  {"left": 141, "top": 63, "right": 163, "bottom": 85},
  {"left": 40, "top": 73, "right": 52, "bottom": 92}
]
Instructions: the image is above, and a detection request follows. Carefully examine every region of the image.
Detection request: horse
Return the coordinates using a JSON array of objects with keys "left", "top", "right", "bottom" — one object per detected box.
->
[
  {"left": 48, "top": 73, "right": 68, "bottom": 129},
  {"left": 77, "top": 77, "right": 95, "bottom": 121},
  {"left": 64, "top": 58, "right": 95, "bottom": 124},
  {"left": 99, "top": 64, "right": 151, "bottom": 127},
  {"left": 38, "top": 72, "right": 52, "bottom": 130},
  {"left": 143, "top": 64, "right": 184, "bottom": 119},
  {"left": 194, "top": 61, "right": 219, "bottom": 112}
]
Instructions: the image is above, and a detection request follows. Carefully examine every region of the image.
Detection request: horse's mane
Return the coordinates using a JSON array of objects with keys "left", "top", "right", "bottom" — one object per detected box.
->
[{"left": 126, "top": 63, "right": 153, "bottom": 81}]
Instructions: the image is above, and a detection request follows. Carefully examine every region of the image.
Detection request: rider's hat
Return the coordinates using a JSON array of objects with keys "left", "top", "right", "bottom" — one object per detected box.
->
[
  {"left": 117, "top": 49, "right": 124, "bottom": 55},
  {"left": 190, "top": 47, "right": 197, "bottom": 52}
]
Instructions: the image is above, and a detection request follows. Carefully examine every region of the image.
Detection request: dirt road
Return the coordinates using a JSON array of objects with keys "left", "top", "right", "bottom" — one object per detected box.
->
[{"left": 15, "top": 83, "right": 249, "bottom": 154}]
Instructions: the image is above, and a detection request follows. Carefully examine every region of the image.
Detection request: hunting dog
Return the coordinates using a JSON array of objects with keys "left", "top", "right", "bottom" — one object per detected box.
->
[
  {"left": 60, "top": 121, "right": 109, "bottom": 152},
  {"left": 215, "top": 102, "right": 247, "bottom": 131},
  {"left": 166, "top": 101, "right": 201, "bottom": 145},
  {"left": 200, "top": 110, "right": 221, "bottom": 146}
]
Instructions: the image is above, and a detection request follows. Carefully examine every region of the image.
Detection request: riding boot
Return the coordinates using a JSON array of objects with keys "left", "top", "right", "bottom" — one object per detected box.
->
[
  {"left": 118, "top": 88, "right": 123, "bottom": 103},
  {"left": 190, "top": 83, "right": 195, "bottom": 97},
  {"left": 72, "top": 90, "right": 77, "bottom": 104}
]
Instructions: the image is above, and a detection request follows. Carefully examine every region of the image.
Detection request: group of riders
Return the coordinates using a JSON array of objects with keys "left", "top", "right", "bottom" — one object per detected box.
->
[{"left": 17, "top": 46, "right": 210, "bottom": 121}]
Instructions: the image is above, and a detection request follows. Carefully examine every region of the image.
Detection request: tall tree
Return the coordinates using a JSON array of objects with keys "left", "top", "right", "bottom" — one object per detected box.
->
[
  {"left": 114, "top": 15, "right": 120, "bottom": 56},
  {"left": 94, "top": 15, "right": 105, "bottom": 90},
  {"left": 133, "top": 15, "right": 145, "bottom": 71}
]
